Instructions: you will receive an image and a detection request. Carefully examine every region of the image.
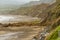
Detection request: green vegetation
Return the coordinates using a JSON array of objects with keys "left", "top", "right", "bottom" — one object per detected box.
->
[{"left": 46, "top": 26, "right": 60, "bottom": 40}]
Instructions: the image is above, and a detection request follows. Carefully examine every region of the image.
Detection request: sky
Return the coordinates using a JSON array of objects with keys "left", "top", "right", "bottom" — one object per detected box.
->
[
  {"left": 0, "top": 0, "right": 56, "bottom": 5},
  {"left": 0, "top": 0, "right": 40, "bottom": 5}
]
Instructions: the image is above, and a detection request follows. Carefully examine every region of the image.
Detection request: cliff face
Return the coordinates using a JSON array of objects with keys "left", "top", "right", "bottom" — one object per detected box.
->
[
  {"left": 40, "top": 1, "right": 60, "bottom": 27},
  {"left": 33, "top": 0, "right": 60, "bottom": 40},
  {"left": 9, "top": 3, "right": 49, "bottom": 17},
  {"left": 41, "top": 0, "right": 60, "bottom": 40},
  {"left": 56, "top": 0, "right": 60, "bottom": 3},
  {"left": 9, "top": 1, "right": 60, "bottom": 29}
]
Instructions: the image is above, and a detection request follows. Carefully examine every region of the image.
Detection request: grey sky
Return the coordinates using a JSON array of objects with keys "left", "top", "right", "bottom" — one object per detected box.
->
[
  {"left": 0, "top": 0, "right": 56, "bottom": 5},
  {"left": 0, "top": 0, "right": 40, "bottom": 5}
]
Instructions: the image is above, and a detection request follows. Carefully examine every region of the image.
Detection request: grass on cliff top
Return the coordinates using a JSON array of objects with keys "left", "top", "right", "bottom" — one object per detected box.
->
[{"left": 46, "top": 25, "right": 60, "bottom": 40}]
